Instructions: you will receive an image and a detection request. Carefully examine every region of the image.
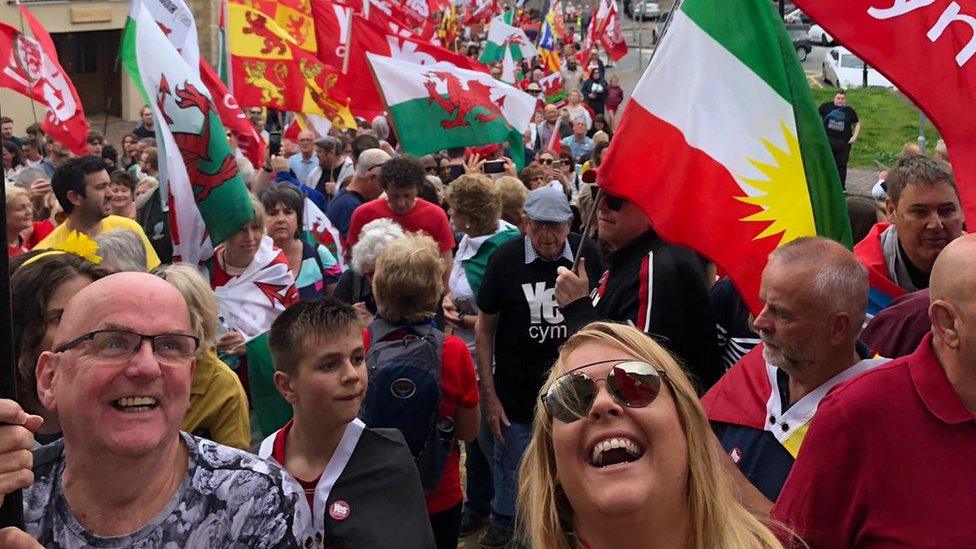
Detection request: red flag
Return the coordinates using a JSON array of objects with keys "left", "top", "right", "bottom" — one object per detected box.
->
[
  {"left": 374, "top": 0, "right": 426, "bottom": 30},
  {"left": 199, "top": 60, "right": 266, "bottom": 169},
  {"left": 792, "top": 0, "right": 976, "bottom": 225},
  {"left": 365, "top": 0, "right": 421, "bottom": 37},
  {"left": 462, "top": 0, "right": 499, "bottom": 26},
  {"left": 312, "top": 2, "right": 489, "bottom": 117},
  {"left": 598, "top": 0, "right": 628, "bottom": 62},
  {"left": 0, "top": 10, "right": 90, "bottom": 155}
]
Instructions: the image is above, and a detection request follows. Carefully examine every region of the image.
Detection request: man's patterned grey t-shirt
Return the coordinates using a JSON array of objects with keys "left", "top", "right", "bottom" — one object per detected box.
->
[{"left": 24, "top": 432, "right": 299, "bottom": 548}]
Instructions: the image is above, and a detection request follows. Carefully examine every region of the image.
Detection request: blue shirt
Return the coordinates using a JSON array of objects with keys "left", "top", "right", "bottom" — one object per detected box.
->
[
  {"left": 287, "top": 153, "right": 317, "bottom": 184},
  {"left": 326, "top": 188, "right": 365, "bottom": 239},
  {"left": 561, "top": 135, "right": 594, "bottom": 162}
]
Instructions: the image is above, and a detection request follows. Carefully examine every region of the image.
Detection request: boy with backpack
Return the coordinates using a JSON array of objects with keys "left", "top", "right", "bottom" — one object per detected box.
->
[
  {"left": 260, "top": 298, "right": 435, "bottom": 548},
  {"left": 363, "top": 234, "right": 480, "bottom": 548}
]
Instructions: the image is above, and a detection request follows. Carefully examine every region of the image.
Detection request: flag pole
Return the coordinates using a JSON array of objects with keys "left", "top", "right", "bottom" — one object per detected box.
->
[
  {"left": 571, "top": 185, "right": 600, "bottom": 273},
  {"left": 342, "top": 8, "right": 354, "bottom": 74},
  {"left": 14, "top": 0, "right": 41, "bottom": 138},
  {"left": 0, "top": 98, "right": 25, "bottom": 531},
  {"left": 569, "top": 0, "right": 684, "bottom": 272}
]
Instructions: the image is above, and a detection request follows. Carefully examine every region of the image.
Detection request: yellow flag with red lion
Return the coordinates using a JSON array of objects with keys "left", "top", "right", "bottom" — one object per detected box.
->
[{"left": 227, "top": 0, "right": 354, "bottom": 127}]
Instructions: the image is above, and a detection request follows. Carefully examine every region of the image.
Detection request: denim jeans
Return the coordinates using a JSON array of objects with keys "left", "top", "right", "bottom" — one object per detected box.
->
[
  {"left": 489, "top": 421, "right": 534, "bottom": 527},
  {"left": 462, "top": 421, "right": 494, "bottom": 519}
]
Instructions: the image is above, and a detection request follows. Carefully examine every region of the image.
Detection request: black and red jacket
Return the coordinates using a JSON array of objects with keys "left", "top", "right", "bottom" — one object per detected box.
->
[{"left": 562, "top": 230, "right": 722, "bottom": 392}]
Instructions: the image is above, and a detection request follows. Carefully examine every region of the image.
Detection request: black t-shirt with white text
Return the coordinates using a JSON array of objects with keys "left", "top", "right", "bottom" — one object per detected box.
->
[
  {"left": 818, "top": 103, "right": 859, "bottom": 143},
  {"left": 477, "top": 234, "right": 603, "bottom": 424}
]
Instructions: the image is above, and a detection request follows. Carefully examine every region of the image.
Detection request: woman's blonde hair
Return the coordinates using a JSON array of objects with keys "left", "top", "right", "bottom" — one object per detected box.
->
[
  {"left": 445, "top": 174, "right": 501, "bottom": 236},
  {"left": 494, "top": 176, "right": 528, "bottom": 229},
  {"left": 517, "top": 322, "right": 784, "bottom": 549},
  {"left": 154, "top": 263, "right": 220, "bottom": 349},
  {"left": 5, "top": 184, "right": 29, "bottom": 207},
  {"left": 372, "top": 233, "right": 443, "bottom": 323}
]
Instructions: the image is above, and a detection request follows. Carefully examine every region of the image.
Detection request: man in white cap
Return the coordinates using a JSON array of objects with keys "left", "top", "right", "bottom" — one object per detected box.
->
[{"left": 473, "top": 183, "right": 602, "bottom": 546}]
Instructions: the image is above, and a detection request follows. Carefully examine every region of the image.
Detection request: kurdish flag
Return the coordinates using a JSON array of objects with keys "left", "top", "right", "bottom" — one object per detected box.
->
[
  {"left": 479, "top": 17, "right": 536, "bottom": 64},
  {"left": 598, "top": 0, "right": 851, "bottom": 314},
  {"left": 123, "top": 2, "right": 254, "bottom": 265},
  {"left": 367, "top": 53, "right": 536, "bottom": 168}
]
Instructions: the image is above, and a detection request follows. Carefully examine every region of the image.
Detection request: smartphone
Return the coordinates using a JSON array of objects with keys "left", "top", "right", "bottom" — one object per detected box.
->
[
  {"left": 482, "top": 159, "right": 506, "bottom": 174},
  {"left": 453, "top": 296, "right": 477, "bottom": 315},
  {"left": 445, "top": 164, "right": 465, "bottom": 183}
]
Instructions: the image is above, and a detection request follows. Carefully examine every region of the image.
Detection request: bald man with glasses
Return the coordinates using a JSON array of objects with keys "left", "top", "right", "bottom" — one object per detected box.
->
[{"left": 1, "top": 272, "right": 299, "bottom": 547}]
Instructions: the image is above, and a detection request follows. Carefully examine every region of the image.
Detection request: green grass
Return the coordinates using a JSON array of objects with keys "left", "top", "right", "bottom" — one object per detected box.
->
[{"left": 810, "top": 88, "right": 941, "bottom": 169}]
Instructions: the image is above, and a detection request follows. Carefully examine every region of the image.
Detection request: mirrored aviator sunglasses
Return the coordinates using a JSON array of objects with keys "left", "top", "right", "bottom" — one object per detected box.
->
[{"left": 541, "top": 360, "right": 665, "bottom": 423}]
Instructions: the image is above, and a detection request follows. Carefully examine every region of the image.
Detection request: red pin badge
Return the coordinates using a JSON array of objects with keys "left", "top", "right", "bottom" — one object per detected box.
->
[{"left": 329, "top": 500, "right": 350, "bottom": 521}]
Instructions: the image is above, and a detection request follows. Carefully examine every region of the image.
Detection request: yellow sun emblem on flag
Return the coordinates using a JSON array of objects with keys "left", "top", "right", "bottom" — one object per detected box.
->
[{"left": 735, "top": 121, "right": 817, "bottom": 246}]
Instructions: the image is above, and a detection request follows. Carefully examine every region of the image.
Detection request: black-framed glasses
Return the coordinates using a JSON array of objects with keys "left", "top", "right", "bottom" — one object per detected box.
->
[
  {"left": 56, "top": 330, "right": 200, "bottom": 364},
  {"left": 537, "top": 158, "right": 554, "bottom": 165},
  {"left": 541, "top": 360, "right": 665, "bottom": 423},
  {"left": 588, "top": 185, "right": 625, "bottom": 212}
]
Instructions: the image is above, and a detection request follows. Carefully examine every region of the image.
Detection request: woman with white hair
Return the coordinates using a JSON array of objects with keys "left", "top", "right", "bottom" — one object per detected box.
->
[
  {"left": 94, "top": 230, "right": 148, "bottom": 272},
  {"left": 332, "top": 217, "right": 405, "bottom": 322}
]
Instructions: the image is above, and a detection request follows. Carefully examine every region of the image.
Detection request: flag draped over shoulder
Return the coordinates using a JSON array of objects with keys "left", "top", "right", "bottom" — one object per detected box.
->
[
  {"left": 367, "top": 53, "right": 535, "bottom": 168},
  {"left": 479, "top": 17, "right": 536, "bottom": 64},
  {"left": 0, "top": 8, "right": 89, "bottom": 155},
  {"left": 214, "top": 235, "right": 298, "bottom": 340},
  {"left": 122, "top": 2, "right": 254, "bottom": 264},
  {"left": 598, "top": 0, "right": 851, "bottom": 314}
]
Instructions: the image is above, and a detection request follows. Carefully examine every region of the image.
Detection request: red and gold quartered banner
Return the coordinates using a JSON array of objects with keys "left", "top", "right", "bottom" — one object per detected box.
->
[{"left": 228, "top": 1, "right": 354, "bottom": 127}]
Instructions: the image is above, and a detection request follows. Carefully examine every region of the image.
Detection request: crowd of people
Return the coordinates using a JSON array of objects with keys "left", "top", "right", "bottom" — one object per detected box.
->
[{"left": 2, "top": 9, "right": 975, "bottom": 549}]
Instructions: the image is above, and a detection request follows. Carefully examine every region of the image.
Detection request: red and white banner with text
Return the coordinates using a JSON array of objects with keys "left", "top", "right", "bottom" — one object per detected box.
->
[{"left": 793, "top": 0, "right": 976, "bottom": 223}]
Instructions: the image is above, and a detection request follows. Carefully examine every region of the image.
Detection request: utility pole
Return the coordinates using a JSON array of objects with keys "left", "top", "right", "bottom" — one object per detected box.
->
[{"left": 918, "top": 109, "right": 927, "bottom": 152}]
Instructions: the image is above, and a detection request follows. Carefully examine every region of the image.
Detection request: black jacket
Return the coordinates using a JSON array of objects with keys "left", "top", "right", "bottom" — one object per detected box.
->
[{"left": 563, "top": 230, "right": 722, "bottom": 392}]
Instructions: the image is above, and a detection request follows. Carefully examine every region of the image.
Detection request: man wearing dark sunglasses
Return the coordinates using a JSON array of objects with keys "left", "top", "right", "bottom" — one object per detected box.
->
[
  {"left": 702, "top": 238, "right": 888, "bottom": 502},
  {"left": 774, "top": 234, "right": 976, "bottom": 547},
  {"left": 3, "top": 272, "right": 299, "bottom": 547},
  {"left": 554, "top": 189, "right": 722, "bottom": 392}
]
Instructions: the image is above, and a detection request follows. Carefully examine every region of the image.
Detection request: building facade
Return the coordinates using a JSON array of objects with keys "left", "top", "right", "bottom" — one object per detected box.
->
[{"left": 0, "top": 0, "right": 220, "bottom": 134}]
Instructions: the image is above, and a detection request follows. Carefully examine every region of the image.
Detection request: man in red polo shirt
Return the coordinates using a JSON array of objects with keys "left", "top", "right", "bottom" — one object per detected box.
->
[
  {"left": 773, "top": 234, "right": 976, "bottom": 547},
  {"left": 346, "top": 156, "right": 454, "bottom": 285}
]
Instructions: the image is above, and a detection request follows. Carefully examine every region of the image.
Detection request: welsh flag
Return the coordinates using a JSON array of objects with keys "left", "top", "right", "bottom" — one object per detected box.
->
[
  {"left": 367, "top": 53, "right": 536, "bottom": 168},
  {"left": 135, "top": 0, "right": 266, "bottom": 177},
  {"left": 122, "top": 2, "right": 254, "bottom": 264},
  {"left": 303, "top": 197, "right": 345, "bottom": 268},
  {"left": 479, "top": 17, "right": 536, "bottom": 64},
  {"left": 539, "top": 71, "right": 566, "bottom": 105},
  {"left": 598, "top": 0, "right": 851, "bottom": 314},
  {"left": 313, "top": 6, "right": 488, "bottom": 118}
]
